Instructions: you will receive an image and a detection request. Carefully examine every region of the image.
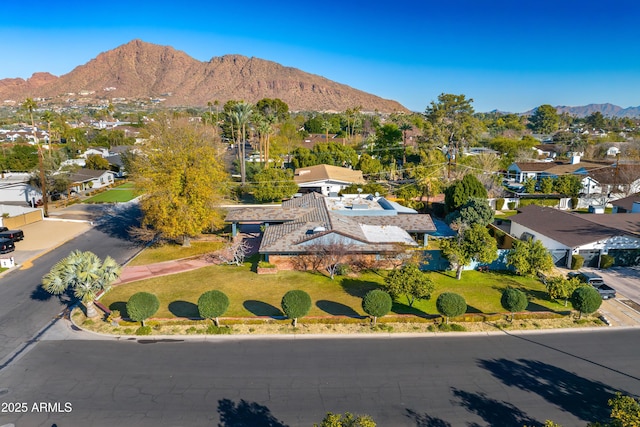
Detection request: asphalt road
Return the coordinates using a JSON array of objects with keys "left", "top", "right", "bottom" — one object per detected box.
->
[
  {"left": 584, "top": 267, "right": 640, "bottom": 302},
  {"left": 0, "top": 203, "right": 142, "bottom": 367},
  {"left": 1, "top": 329, "right": 640, "bottom": 427}
]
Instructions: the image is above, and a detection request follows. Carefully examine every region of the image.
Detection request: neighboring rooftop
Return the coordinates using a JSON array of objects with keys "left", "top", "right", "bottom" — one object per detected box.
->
[{"left": 294, "top": 164, "right": 365, "bottom": 185}]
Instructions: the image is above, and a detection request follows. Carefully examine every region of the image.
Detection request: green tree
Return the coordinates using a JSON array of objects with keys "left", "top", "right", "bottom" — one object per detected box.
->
[
  {"left": 501, "top": 288, "right": 528, "bottom": 321},
  {"left": 445, "top": 198, "right": 494, "bottom": 228},
  {"left": 255, "top": 98, "right": 289, "bottom": 122},
  {"left": 609, "top": 392, "right": 640, "bottom": 427},
  {"left": 314, "top": 412, "right": 376, "bottom": 427},
  {"left": 229, "top": 102, "right": 254, "bottom": 186},
  {"left": 281, "top": 290, "right": 312, "bottom": 327},
  {"left": 126, "top": 292, "right": 160, "bottom": 326},
  {"left": 436, "top": 292, "right": 467, "bottom": 324},
  {"left": 424, "top": 93, "right": 482, "bottom": 163},
  {"left": 362, "top": 289, "right": 393, "bottom": 326},
  {"left": 546, "top": 276, "right": 580, "bottom": 306},
  {"left": 384, "top": 263, "right": 434, "bottom": 308},
  {"left": 374, "top": 123, "right": 403, "bottom": 166},
  {"left": 528, "top": 104, "right": 559, "bottom": 134},
  {"left": 523, "top": 177, "right": 537, "bottom": 193},
  {"left": 42, "top": 250, "right": 121, "bottom": 318},
  {"left": 554, "top": 174, "right": 582, "bottom": 197},
  {"left": 506, "top": 238, "right": 554, "bottom": 276},
  {"left": 197, "top": 290, "right": 230, "bottom": 327},
  {"left": 444, "top": 173, "right": 487, "bottom": 213},
  {"left": 440, "top": 224, "right": 498, "bottom": 280},
  {"left": 571, "top": 286, "right": 602, "bottom": 319},
  {"left": 540, "top": 177, "right": 555, "bottom": 194},
  {"left": 85, "top": 154, "right": 111, "bottom": 170},
  {"left": 252, "top": 168, "right": 298, "bottom": 202},
  {"left": 356, "top": 153, "right": 383, "bottom": 178},
  {"left": 130, "top": 115, "right": 228, "bottom": 247}
]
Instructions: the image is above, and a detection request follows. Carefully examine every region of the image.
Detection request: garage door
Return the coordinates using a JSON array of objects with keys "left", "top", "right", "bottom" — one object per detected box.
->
[
  {"left": 579, "top": 250, "right": 600, "bottom": 268},
  {"left": 551, "top": 249, "right": 569, "bottom": 267}
]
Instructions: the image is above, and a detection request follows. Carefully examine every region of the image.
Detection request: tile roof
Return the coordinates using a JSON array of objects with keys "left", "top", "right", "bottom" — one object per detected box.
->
[
  {"left": 228, "top": 192, "right": 432, "bottom": 254},
  {"left": 587, "top": 164, "right": 640, "bottom": 185},
  {"left": 510, "top": 205, "right": 636, "bottom": 247},
  {"left": 294, "top": 164, "right": 365, "bottom": 185}
]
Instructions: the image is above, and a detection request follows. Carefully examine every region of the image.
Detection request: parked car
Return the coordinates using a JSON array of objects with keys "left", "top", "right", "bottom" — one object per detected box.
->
[
  {"left": 0, "top": 237, "right": 15, "bottom": 254},
  {"left": 568, "top": 271, "right": 617, "bottom": 299},
  {"left": 0, "top": 227, "right": 24, "bottom": 242}
]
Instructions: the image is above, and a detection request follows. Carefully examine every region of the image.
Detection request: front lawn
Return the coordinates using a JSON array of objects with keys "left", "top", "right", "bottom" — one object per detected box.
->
[
  {"left": 101, "top": 263, "right": 567, "bottom": 320},
  {"left": 127, "top": 241, "right": 226, "bottom": 266},
  {"left": 84, "top": 182, "right": 138, "bottom": 203}
]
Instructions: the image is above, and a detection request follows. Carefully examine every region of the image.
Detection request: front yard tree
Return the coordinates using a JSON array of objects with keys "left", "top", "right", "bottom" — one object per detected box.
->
[
  {"left": 445, "top": 198, "right": 494, "bottom": 228},
  {"left": 384, "top": 263, "right": 434, "bottom": 308},
  {"left": 85, "top": 154, "right": 111, "bottom": 170},
  {"left": 252, "top": 167, "right": 298, "bottom": 202},
  {"left": 440, "top": 224, "right": 498, "bottom": 280},
  {"left": 42, "top": 250, "right": 121, "bottom": 318},
  {"left": 545, "top": 276, "right": 581, "bottom": 306},
  {"left": 281, "top": 290, "right": 312, "bottom": 327},
  {"left": 362, "top": 289, "right": 393, "bottom": 326},
  {"left": 528, "top": 104, "right": 559, "bottom": 134},
  {"left": 197, "top": 290, "right": 230, "bottom": 327},
  {"left": 571, "top": 286, "right": 602, "bottom": 319},
  {"left": 507, "top": 238, "right": 554, "bottom": 276},
  {"left": 501, "top": 288, "right": 528, "bottom": 322},
  {"left": 553, "top": 174, "right": 582, "bottom": 198},
  {"left": 131, "top": 114, "right": 228, "bottom": 247},
  {"left": 126, "top": 292, "right": 160, "bottom": 326},
  {"left": 436, "top": 292, "right": 467, "bottom": 324}
]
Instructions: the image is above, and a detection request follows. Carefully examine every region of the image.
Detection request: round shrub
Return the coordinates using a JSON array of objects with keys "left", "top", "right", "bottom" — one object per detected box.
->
[
  {"left": 135, "top": 325, "right": 152, "bottom": 335},
  {"left": 436, "top": 292, "right": 467, "bottom": 324},
  {"left": 571, "top": 285, "right": 602, "bottom": 318},
  {"left": 599, "top": 254, "right": 615, "bottom": 269},
  {"left": 496, "top": 198, "right": 505, "bottom": 211},
  {"left": 281, "top": 290, "right": 312, "bottom": 327},
  {"left": 362, "top": 289, "right": 393, "bottom": 325},
  {"left": 501, "top": 288, "right": 528, "bottom": 321},
  {"left": 198, "top": 290, "right": 230, "bottom": 326},
  {"left": 126, "top": 292, "right": 160, "bottom": 326}
]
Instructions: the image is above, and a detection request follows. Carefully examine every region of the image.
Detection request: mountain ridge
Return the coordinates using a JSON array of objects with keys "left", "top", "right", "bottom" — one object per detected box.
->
[{"left": 0, "top": 39, "right": 408, "bottom": 113}]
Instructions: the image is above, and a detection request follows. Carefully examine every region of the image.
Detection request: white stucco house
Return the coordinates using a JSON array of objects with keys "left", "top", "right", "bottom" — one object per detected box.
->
[{"left": 509, "top": 205, "right": 640, "bottom": 268}]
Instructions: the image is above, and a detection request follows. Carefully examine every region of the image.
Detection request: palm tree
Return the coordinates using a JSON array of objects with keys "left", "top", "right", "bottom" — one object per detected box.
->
[
  {"left": 42, "top": 250, "right": 122, "bottom": 318},
  {"left": 22, "top": 98, "right": 49, "bottom": 216},
  {"left": 399, "top": 122, "right": 412, "bottom": 167},
  {"left": 231, "top": 102, "right": 254, "bottom": 186},
  {"left": 256, "top": 116, "right": 274, "bottom": 168}
]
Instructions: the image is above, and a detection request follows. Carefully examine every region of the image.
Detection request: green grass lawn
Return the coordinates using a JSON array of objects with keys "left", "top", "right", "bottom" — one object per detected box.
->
[
  {"left": 102, "top": 262, "right": 566, "bottom": 320},
  {"left": 84, "top": 182, "right": 138, "bottom": 203},
  {"left": 127, "top": 241, "right": 226, "bottom": 266}
]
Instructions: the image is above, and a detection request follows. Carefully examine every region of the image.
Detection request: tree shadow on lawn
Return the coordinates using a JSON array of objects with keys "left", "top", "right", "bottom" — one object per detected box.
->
[
  {"left": 340, "top": 278, "right": 384, "bottom": 298},
  {"left": 391, "top": 300, "right": 431, "bottom": 317},
  {"left": 243, "top": 300, "right": 283, "bottom": 317},
  {"left": 316, "top": 300, "right": 361, "bottom": 317},
  {"left": 169, "top": 300, "right": 199, "bottom": 318},
  {"left": 465, "top": 304, "right": 482, "bottom": 314},
  {"left": 108, "top": 301, "right": 128, "bottom": 317}
]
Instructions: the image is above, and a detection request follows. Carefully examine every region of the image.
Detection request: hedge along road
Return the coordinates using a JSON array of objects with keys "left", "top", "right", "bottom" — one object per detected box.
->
[{"left": 1, "top": 329, "right": 640, "bottom": 426}]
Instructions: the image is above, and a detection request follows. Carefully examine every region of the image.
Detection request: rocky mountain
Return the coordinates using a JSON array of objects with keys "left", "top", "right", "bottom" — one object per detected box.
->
[
  {"left": 552, "top": 103, "right": 640, "bottom": 118},
  {"left": 0, "top": 39, "right": 408, "bottom": 113}
]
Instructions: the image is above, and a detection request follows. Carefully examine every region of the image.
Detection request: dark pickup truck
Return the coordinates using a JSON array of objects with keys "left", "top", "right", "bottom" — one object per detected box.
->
[
  {"left": 568, "top": 271, "right": 617, "bottom": 300},
  {"left": 0, "top": 226, "right": 24, "bottom": 242},
  {"left": 0, "top": 237, "right": 15, "bottom": 254}
]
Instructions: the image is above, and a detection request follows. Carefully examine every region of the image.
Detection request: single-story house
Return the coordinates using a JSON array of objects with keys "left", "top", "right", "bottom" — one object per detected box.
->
[
  {"left": 225, "top": 192, "right": 437, "bottom": 270},
  {"left": 585, "top": 164, "right": 640, "bottom": 199},
  {"left": 611, "top": 193, "right": 640, "bottom": 213},
  {"left": 294, "top": 164, "right": 366, "bottom": 196},
  {"left": 67, "top": 169, "right": 115, "bottom": 193},
  {"left": 509, "top": 205, "right": 640, "bottom": 267}
]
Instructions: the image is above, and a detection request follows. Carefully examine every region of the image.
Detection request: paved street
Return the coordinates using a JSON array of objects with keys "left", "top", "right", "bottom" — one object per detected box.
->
[{"left": 1, "top": 329, "right": 640, "bottom": 426}]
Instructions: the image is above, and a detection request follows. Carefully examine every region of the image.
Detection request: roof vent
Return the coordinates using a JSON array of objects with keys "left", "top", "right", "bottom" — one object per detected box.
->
[{"left": 312, "top": 226, "right": 326, "bottom": 233}]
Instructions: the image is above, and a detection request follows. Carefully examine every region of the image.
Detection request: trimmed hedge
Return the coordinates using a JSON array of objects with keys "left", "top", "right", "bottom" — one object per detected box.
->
[
  {"left": 599, "top": 254, "right": 614, "bottom": 269},
  {"left": 571, "top": 254, "right": 584, "bottom": 270}
]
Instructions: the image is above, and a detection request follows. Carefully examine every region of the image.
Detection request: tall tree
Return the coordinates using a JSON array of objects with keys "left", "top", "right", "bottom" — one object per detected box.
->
[
  {"left": 42, "top": 250, "right": 121, "bottom": 318},
  {"left": 528, "top": 104, "right": 559, "bottom": 134},
  {"left": 444, "top": 173, "right": 488, "bottom": 213},
  {"left": 230, "top": 102, "right": 254, "bottom": 186},
  {"left": 131, "top": 114, "right": 228, "bottom": 247},
  {"left": 424, "top": 93, "right": 482, "bottom": 177},
  {"left": 21, "top": 98, "right": 49, "bottom": 216}
]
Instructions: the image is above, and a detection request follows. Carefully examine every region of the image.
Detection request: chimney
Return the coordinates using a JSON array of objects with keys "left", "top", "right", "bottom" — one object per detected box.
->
[{"left": 570, "top": 154, "right": 581, "bottom": 165}]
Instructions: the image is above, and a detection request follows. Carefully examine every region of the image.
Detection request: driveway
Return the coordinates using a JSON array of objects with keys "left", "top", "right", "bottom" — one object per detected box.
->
[{"left": 582, "top": 266, "right": 640, "bottom": 302}]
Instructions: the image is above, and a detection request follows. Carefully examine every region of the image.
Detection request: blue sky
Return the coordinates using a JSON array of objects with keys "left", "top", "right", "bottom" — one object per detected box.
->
[{"left": 1, "top": 0, "right": 639, "bottom": 113}]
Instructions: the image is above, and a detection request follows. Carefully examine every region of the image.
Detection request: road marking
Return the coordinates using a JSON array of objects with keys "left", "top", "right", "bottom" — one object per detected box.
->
[{"left": 19, "top": 261, "right": 33, "bottom": 270}]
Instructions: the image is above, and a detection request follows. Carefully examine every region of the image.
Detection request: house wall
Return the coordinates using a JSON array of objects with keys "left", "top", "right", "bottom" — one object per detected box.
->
[{"left": 509, "top": 222, "right": 570, "bottom": 251}]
